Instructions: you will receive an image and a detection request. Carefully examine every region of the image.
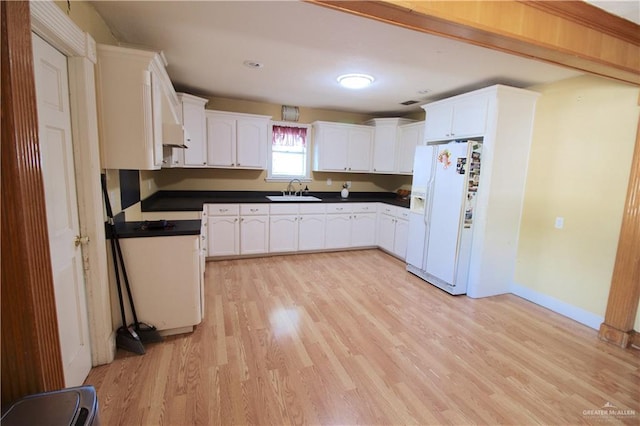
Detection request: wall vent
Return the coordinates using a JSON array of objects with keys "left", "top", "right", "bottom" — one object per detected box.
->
[{"left": 400, "top": 100, "right": 419, "bottom": 106}]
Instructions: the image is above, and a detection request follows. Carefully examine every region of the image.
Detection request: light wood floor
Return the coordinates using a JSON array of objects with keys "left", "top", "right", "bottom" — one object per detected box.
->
[{"left": 85, "top": 250, "right": 640, "bottom": 425}]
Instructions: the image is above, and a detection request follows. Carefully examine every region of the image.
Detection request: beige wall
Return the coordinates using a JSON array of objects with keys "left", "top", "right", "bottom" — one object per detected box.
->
[
  {"left": 54, "top": 1, "right": 117, "bottom": 45},
  {"left": 515, "top": 75, "right": 639, "bottom": 329}
]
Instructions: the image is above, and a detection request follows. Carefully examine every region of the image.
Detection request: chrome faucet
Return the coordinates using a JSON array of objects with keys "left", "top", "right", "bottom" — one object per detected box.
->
[{"left": 285, "top": 178, "right": 302, "bottom": 196}]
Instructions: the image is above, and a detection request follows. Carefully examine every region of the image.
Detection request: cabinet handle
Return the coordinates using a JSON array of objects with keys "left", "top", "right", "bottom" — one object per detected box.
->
[
  {"left": 299, "top": 216, "right": 303, "bottom": 221},
  {"left": 344, "top": 167, "right": 347, "bottom": 170},
  {"left": 250, "top": 208, "right": 258, "bottom": 212},
  {"left": 202, "top": 162, "right": 206, "bottom": 165},
  {"left": 220, "top": 208, "right": 228, "bottom": 212},
  {"left": 241, "top": 218, "right": 244, "bottom": 222},
  {"left": 235, "top": 218, "right": 238, "bottom": 222}
]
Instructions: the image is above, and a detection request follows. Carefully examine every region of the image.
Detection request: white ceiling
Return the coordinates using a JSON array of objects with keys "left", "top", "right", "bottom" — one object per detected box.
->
[
  {"left": 89, "top": 1, "right": 620, "bottom": 116},
  {"left": 586, "top": 0, "right": 640, "bottom": 25}
]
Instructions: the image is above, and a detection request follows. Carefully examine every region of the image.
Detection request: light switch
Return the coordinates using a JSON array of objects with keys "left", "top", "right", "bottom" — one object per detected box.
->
[{"left": 555, "top": 217, "right": 564, "bottom": 229}]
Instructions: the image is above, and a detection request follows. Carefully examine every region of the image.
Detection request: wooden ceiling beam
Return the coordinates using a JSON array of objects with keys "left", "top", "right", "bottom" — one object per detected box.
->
[{"left": 308, "top": 0, "right": 640, "bottom": 85}]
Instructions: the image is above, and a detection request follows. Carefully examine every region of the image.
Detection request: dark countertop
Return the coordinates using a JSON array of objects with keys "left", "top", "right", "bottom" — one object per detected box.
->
[
  {"left": 141, "top": 190, "right": 410, "bottom": 212},
  {"left": 106, "top": 219, "right": 201, "bottom": 239}
]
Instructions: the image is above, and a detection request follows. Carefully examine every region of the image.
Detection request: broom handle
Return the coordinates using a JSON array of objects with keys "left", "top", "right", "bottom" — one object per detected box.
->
[
  {"left": 101, "top": 174, "right": 142, "bottom": 326},
  {"left": 101, "top": 174, "right": 129, "bottom": 328}
]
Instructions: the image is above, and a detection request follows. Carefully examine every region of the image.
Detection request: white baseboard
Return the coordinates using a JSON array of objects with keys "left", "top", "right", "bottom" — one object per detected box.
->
[{"left": 510, "top": 283, "right": 603, "bottom": 330}]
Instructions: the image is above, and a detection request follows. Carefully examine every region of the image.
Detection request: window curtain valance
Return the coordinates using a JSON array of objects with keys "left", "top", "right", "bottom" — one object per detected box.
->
[{"left": 272, "top": 125, "right": 307, "bottom": 147}]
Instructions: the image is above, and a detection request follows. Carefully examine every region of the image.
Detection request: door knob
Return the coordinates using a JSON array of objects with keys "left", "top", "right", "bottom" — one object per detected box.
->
[{"left": 74, "top": 235, "right": 90, "bottom": 247}]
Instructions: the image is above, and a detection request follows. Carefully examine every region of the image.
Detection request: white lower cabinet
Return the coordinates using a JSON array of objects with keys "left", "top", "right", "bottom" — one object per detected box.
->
[
  {"left": 206, "top": 204, "right": 239, "bottom": 256},
  {"left": 204, "top": 201, "right": 403, "bottom": 257},
  {"left": 240, "top": 204, "right": 269, "bottom": 255},
  {"left": 325, "top": 213, "right": 352, "bottom": 249},
  {"left": 270, "top": 204, "right": 326, "bottom": 253},
  {"left": 115, "top": 235, "right": 202, "bottom": 334},
  {"left": 325, "top": 203, "right": 378, "bottom": 249},
  {"left": 207, "top": 215, "right": 239, "bottom": 256},
  {"left": 269, "top": 214, "right": 298, "bottom": 252},
  {"left": 298, "top": 215, "right": 325, "bottom": 251},
  {"left": 351, "top": 203, "right": 378, "bottom": 247},
  {"left": 377, "top": 204, "right": 410, "bottom": 259}
]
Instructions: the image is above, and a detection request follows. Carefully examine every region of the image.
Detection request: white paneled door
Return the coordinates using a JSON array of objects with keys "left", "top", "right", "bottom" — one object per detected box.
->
[{"left": 32, "top": 33, "right": 92, "bottom": 387}]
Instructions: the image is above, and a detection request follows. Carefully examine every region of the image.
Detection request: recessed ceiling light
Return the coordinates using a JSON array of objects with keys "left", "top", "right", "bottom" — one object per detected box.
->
[
  {"left": 243, "top": 60, "right": 264, "bottom": 69},
  {"left": 337, "top": 73, "right": 374, "bottom": 89}
]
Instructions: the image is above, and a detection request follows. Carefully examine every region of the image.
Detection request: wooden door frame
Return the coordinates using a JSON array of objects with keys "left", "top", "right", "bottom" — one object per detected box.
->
[{"left": 2, "top": 0, "right": 65, "bottom": 404}]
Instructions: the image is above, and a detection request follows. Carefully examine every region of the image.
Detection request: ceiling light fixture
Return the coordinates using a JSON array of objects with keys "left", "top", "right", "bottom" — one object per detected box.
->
[{"left": 337, "top": 73, "right": 374, "bottom": 89}]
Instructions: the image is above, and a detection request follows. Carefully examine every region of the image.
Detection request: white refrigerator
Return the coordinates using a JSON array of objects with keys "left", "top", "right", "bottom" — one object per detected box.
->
[{"left": 406, "top": 141, "right": 482, "bottom": 295}]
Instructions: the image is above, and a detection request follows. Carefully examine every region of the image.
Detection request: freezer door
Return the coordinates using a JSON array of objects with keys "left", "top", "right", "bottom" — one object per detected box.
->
[
  {"left": 424, "top": 142, "right": 469, "bottom": 286},
  {"left": 410, "top": 145, "right": 434, "bottom": 192}
]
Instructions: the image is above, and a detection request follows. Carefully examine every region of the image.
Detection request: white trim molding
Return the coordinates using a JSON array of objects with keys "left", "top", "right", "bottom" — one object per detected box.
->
[
  {"left": 30, "top": 0, "right": 96, "bottom": 63},
  {"left": 31, "top": 0, "right": 115, "bottom": 365},
  {"left": 511, "top": 283, "right": 604, "bottom": 330}
]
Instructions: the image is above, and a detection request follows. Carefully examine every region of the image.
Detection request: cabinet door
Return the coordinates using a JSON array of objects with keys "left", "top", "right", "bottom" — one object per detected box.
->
[
  {"left": 351, "top": 213, "right": 377, "bottom": 247},
  {"left": 236, "top": 117, "right": 267, "bottom": 169},
  {"left": 240, "top": 215, "right": 269, "bottom": 254},
  {"left": 347, "top": 127, "right": 373, "bottom": 172},
  {"left": 150, "top": 71, "right": 164, "bottom": 168},
  {"left": 207, "top": 115, "right": 236, "bottom": 167},
  {"left": 451, "top": 96, "right": 488, "bottom": 138},
  {"left": 269, "top": 215, "right": 298, "bottom": 253},
  {"left": 182, "top": 99, "right": 207, "bottom": 167},
  {"left": 207, "top": 216, "right": 239, "bottom": 256},
  {"left": 371, "top": 126, "right": 397, "bottom": 173},
  {"left": 325, "top": 214, "right": 351, "bottom": 249},
  {"left": 397, "top": 123, "right": 424, "bottom": 174},
  {"left": 317, "top": 125, "right": 348, "bottom": 171},
  {"left": 424, "top": 104, "right": 453, "bottom": 141},
  {"left": 298, "top": 215, "right": 325, "bottom": 251},
  {"left": 393, "top": 218, "right": 409, "bottom": 259},
  {"left": 377, "top": 214, "right": 396, "bottom": 253}
]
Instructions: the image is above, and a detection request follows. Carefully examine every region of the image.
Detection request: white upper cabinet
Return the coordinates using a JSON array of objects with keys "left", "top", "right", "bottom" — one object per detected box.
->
[
  {"left": 371, "top": 124, "right": 397, "bottom": 173},
  {"left": 312, "top": 121, "right": 373, "bottom": 172},
  {"left": 206, "top": 110, "right": 270, "bottom": 169},
  {"left": 96, "top": 44, "right": 183, "bottom": 170},
  {"left": 367, "top": 118, "right": 415, "bottom": 174},
  {"left": 180, "top": 93, "right": 209, "bottom": 167},
  {"left": 396, "top": 121, "right": 425, "bottom": 174},
  {"left": 423, "top": 92, "right": 489, "bottom": 142}
]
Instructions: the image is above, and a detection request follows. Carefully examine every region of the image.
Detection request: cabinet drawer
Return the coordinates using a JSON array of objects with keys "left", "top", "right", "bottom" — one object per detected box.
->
[
  {"left": 352, "top": 203, "right": 378, "bottom": 214},
  {"left": 299, "top": 203, "right": 326, "bottom": 214},
  {"left": 240, "top": 204, "right": 269, "bottom": 215},
  {"left": 206, "top": 204, "right": 239, "bottom": 216},
  {"left": 396, "top": 208, "right": 410, "bottom": 220},
  {"left": 326, "top": 204, "right": 352, "bottom": 214},
  {"left": 379, "top": 204, "right": 396, "bottom": 216},
  {"left": 270, "top": 204, "right": 299, "bottom": 215}
]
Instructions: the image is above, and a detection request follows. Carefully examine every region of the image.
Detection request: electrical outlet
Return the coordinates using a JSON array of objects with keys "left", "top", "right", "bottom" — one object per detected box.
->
[
  {"left": 346, "top": 181, "right": 351, "bottom": 188},
  {"left": 327, "top": 178, "right": 332, "bottom": 186},
  {"left": 554, "top": 217, "right": 564, "bottom": 229}
]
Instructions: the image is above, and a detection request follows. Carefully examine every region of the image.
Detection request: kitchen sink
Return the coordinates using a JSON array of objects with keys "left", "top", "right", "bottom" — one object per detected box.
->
[{"left": 266, "top": 195, "right": 322, "bottom": 202}]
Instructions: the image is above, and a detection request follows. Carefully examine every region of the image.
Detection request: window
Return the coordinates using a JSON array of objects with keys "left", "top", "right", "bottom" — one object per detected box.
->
[{"left": 267, "top": 122, "right": 310, "bottom": 181}]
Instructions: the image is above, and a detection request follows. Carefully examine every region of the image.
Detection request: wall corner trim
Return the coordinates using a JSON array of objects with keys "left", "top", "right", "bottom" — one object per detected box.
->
[{"left": 510, "top": 283, "right": 603, "bottom": 330}]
